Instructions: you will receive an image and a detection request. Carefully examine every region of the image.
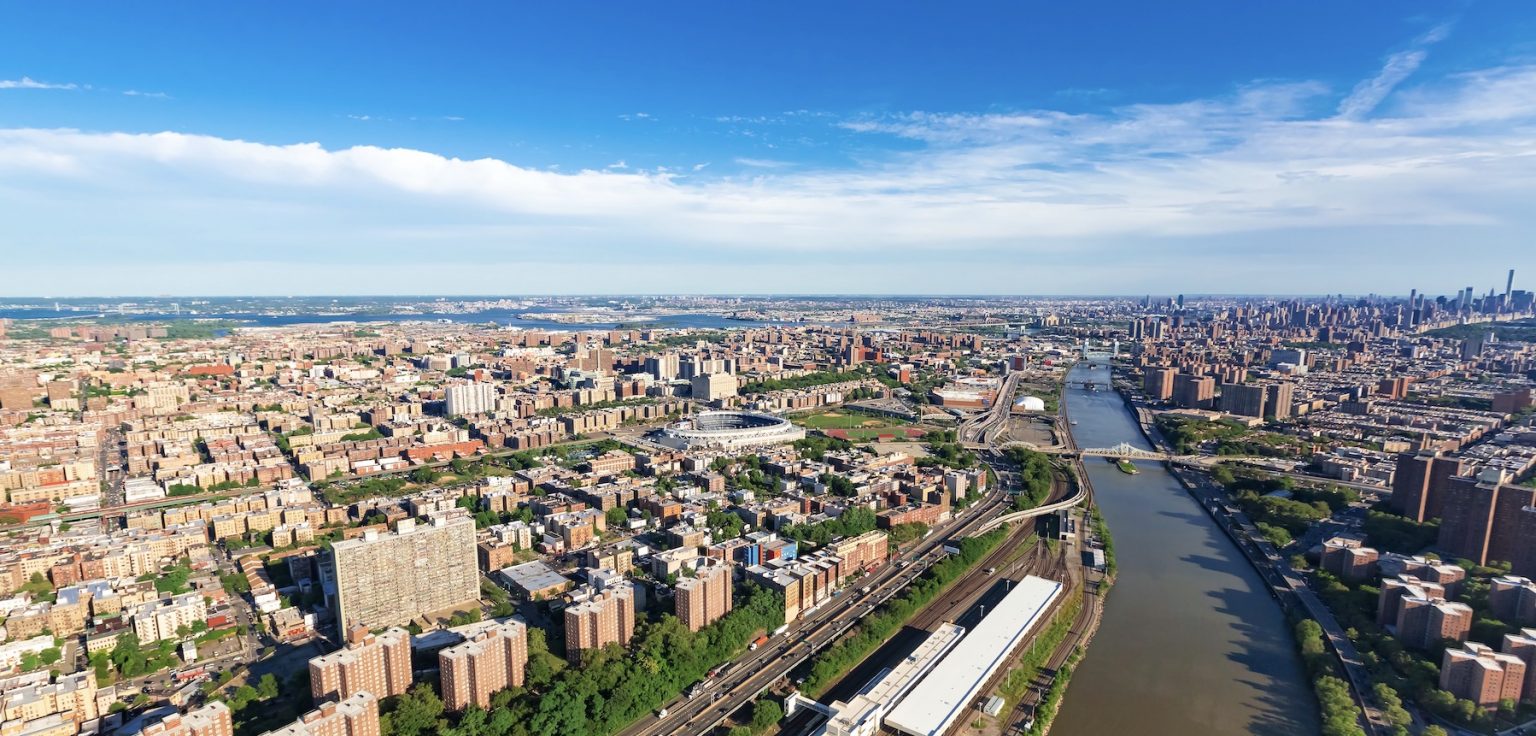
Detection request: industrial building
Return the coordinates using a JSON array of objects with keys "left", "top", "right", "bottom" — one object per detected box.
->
[
  {"left": 817, "top": 623, "right": 966, "bottom": 736},
  {"left": 882, "top": 575, "right": 1063, "bottom": 736}
]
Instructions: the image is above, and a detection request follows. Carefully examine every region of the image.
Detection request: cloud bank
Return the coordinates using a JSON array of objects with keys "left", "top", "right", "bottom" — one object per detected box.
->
[{"left": 1, "top": 47, "right": 1534, "bottom": 295}]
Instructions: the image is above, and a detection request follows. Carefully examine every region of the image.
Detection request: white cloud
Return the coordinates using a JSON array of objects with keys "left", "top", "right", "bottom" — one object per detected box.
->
[
  {"left": 1337, "top": 22, "right": 1452, "bottom": 119},
  {"left": 123, "top": 90, "right": 171, "bottom": 100},
  {"left": 0, "top": 76, "right": 79, "bottom": 91},
  {"left": 733, "top": 157, "right": 791, "bottom": 169},
  {"left": 1337, "top": 48, "right": 1428, "bottom": 119},
  {"left": 0, "top": 46, "right": 1533, "bottom": 294}
]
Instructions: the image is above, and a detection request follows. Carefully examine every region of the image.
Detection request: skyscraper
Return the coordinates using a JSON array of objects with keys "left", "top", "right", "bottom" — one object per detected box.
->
[{"left": 330, "top": 517, "right": 479, "bottom": 630}]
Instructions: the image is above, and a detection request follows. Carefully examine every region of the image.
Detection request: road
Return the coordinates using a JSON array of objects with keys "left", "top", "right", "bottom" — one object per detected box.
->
[
  {"left": 1171, "top": 465, "right": 1390, "bottom": 736},
  {"left": 100, "top": 426, "right": 126, "bottom": 507},
  {"left": 626, "top": 370, "right": 1095, "bottom": 736},
  {"left": 617, "top": 488, "right": 1012, "bottom": 736},
  {"left": 959, "top": 372, "right": 1024, "bottom": 448},
  {"left": 18, "top": 429, "right": 667, "bottom": 530}
]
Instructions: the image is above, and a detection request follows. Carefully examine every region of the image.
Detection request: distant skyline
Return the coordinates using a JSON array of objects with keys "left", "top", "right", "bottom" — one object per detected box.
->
[
  {"left": 1, "top": 286, "right": 1526, "bottom": 302},
  {"left": 2, "top": 2, "right": 1535, "bottom": 295}
]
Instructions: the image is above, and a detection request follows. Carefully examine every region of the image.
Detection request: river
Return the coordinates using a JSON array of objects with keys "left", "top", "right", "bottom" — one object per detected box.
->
[
  {"left": 0, "top": 307, "right": 775, "bottom": 331},
  {"left": 1051, "top": 361, "right": 1318, "bottom": 736}
]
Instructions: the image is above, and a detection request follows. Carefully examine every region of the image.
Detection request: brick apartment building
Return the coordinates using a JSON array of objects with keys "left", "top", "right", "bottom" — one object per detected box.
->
[
  {"left": 1441, "top": 643, "right": 1526, "bottom": 707},
  {"left": 308, "top": 627, "right": 413, "bottom": 703},
  {"left": 1390, "top": 452, "right": 1465, "bottom": 523},
  {"left": 564, "top": 582, "right": 636, "bottom": 662},
  {"left": 439, "top": 621, "right": 528, "bottom": 711},
  {"left": 676, "top": 559, "right": 733, "bottom": 632}
]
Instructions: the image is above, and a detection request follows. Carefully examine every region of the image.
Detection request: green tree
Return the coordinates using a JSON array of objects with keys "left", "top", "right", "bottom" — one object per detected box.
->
[
  {"left": 750, "top": 698, "right": 784, "bottom": 731},
  {"left": 386, "top": 684, "right": 445, "bottom": 736},
  {"left": 229, "top": 684, "right": 260, "bottom": 711},
  {"left": 525, "top": 628, "right": 566, "bottom": 688},
  {"left": 257, "top": 672, "right": 280, "bottom": 700}
]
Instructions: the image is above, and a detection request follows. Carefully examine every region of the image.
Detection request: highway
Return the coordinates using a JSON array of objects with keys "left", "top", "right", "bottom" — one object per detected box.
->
[
  {"left": 625, "top": 422, "right": 1094, "bottom": 736},
  {"left": 617, "top": 487, "right": 1012, "bottom": 736},
  {"left": 959, "top": 371, "right": 1024, "bottom": 448}
]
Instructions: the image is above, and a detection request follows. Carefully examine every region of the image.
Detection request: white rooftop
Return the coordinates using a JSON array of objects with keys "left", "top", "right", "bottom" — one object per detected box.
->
[{"left": 883, "top": 575, "right": 1062, "bottom": 736}]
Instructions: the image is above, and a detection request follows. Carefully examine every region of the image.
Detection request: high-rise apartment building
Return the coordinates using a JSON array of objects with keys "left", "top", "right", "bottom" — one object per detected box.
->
[
  {"left": 439, "top": 621, "right": 528, "bottom": 711},
  {"left": 1501, "top": 629, "right": 1536, "bottom": 703},
  {"left": 1142, "top": 368, "right": 1175, "bottom": 402},
  {"left": 1219, "top": 383, "right": 1266, "bottom": 418},
  {"left": 1263, "top": 382, "right": 1294, "bottom": 420},
  {"left": 1397, "top": 596, "right": 1473, "bottom": 650},
  {"left": 564, "top": 582, "right": 636, "bottom": 662},
  {"left": 133, "top": 593, "right": 209, "bottom": 643},
  {"left": 1390, "top": 452, "right": 1464, "bottom": 523},
  {"left": 690, "top": 373, "right": 738, "bottom": 403},
  {"left": 1171, "top": 374, "right": 1215, "bottom": 410},
  {"left": 1377, "top": 575, "right": 1445, "bottom": 626},
  {"left": 308, "top": 627, "right": 413, "bottom": 703},
  {"left": 1441, "top": 643, "right": 1526, "bottom": 707},
  {"left": 264, "top": 692, "right": 380, "bottom": 736},
  {"left": 1319, "top": 538, "right": 1377, "bottom": 582},
  {"left": 141, "top": 702, "right": 234, "bottom": 736},
  {"left": 1517, "top": 508, "right": 1536, "bottom": 580},
  {"left": 645, "top": 353, "right": 681, "bottom": 382},
  {"left": 331, "top": 517, "right": 479, "bottom": 630},
  {"left": 1490, "top": 576, "right": 1536, "bottom": 627},
  {"left": 445, "top": 382, "right": 498, "bottom": 417},
  {"left": 676, "top": 559, "right": 733, "bottom": 632},
  {"left": 1438, "top": 474, "right": 1535, "bottom": 567}
]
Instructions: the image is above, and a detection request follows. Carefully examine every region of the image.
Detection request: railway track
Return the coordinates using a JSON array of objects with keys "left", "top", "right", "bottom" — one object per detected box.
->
[
  {"left": 908, "top": 526, "right": 1041, "bottom": 631},
  {"left": 622, "top": 489, "right": 1011, "bottom": 736}
]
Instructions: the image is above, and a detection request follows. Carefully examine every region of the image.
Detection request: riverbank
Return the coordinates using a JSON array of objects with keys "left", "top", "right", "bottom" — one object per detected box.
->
[
  {"left": 801, "top": 526, "right": 1011, "bottom": 697},
  {"left": 1050, "top": 361, "right": 1319, "bottom": 736},
  {"left": 1162, "top": 453, "right": 1380, "bottom": 736},
  {"left": 1009, "top": 380, "right": 1110, "bottom": 736}
]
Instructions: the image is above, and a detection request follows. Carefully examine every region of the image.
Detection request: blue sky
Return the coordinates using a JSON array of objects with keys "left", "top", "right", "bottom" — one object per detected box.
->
[{"left": 2, "top": 2, "right": 1535, "bottom": 296}]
